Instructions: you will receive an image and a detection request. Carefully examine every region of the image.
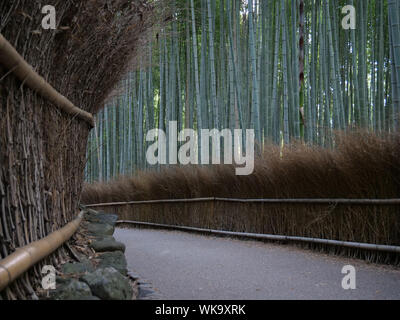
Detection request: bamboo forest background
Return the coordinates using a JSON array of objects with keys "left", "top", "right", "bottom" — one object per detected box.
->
[{"left": 85, "top": 0, "right": 400, "bottom": 183}]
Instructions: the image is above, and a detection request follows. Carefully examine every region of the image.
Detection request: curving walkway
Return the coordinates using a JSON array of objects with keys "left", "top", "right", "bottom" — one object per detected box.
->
[{"left": 115, "top": 227, "right": 400, "bottom": 300}]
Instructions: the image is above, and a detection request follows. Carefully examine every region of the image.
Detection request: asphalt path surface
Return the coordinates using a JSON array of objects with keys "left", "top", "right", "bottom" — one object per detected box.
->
[{"left": 115, "top": 227, "right": 400, "bottom": 300}]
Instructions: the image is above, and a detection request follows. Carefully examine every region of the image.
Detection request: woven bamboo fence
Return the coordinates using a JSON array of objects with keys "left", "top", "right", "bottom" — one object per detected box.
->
[{"left": 0, "top": 0, "right": 155, "bottom": 299}]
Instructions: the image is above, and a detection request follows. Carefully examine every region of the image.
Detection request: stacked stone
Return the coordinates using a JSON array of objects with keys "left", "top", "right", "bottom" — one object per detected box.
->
[{"left": 50, "top": 210, "right": 133, "bottom": 300}]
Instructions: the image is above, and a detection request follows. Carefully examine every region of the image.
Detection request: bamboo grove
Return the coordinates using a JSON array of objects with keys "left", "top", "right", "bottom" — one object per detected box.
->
[{"left": 85, "top": 0, "right": 400, "bottom": 183}]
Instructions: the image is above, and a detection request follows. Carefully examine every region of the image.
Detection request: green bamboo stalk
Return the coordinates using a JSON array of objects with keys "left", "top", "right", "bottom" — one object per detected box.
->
[
  {"left": 291, "top": 0, "right": 300, "bottom": 140},
  {"left": 248, "top": 0, "right": 261, "bottom": 145},
  {"left": 207, "top": 0, "right": 219, "bottom": 129},
  {"left": 270, "top": 1, "right": 281, "bottom": 145},
  {"left": 281, "top": 0, "right": 290, "bottom": 145},
  {"left": 191, "top": 0, "right": 203, "bottom": 159},
  {"left": 388, "top": 0, "right": 400, "bottom": 130}
]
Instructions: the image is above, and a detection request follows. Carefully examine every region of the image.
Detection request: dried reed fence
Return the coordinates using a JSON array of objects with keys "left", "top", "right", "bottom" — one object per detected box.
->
[
  {"left": 82, "top": 132, "right": 400, "bottom": 265},
  {"left": 0, "top": 0, "right": 157, "bottom": 299}
]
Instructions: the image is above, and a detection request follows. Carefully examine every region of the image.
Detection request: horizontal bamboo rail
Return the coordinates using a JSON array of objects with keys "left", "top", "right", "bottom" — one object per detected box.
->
[
  {"left": 85, "top": 197, "right": 400, "bottom": 207},
  {"left": 0, "top": 212, "right": 84, "bottom": 292},
  {"left": 86, "top": 197, "right": 215, "bottom": 207},
  {"left": 117, "top": 220, "right": 400, "bottom": 254},
  {"left": 0, "top": 34, "right": 95, "bottom": 128}
]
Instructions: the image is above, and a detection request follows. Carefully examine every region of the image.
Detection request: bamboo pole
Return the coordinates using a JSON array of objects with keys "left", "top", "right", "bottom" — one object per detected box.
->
[
  {"left": 84, "top": 197, "right": 400, "bottom": 207},
  {"left": 0, "top": 212, "right": 83, "bottom": 292},
  {"left": 117, "top": 220, "right": 400, "bottom": 254},
  {"left": 0, "top": 34, "right": 94, "bottom": 128}
]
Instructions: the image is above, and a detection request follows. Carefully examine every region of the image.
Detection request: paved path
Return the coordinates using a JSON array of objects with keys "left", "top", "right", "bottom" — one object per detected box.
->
[{"left": 115, "top": 228, "right": 400, "bottom": 300}]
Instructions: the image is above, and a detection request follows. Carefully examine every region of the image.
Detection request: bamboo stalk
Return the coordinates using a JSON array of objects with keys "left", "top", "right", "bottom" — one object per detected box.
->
[
  {"left": 0, "top": 34, "right": 94, "bottom": 128},
  {"left": 117, "top": 220, "right": 400, "bottom": 254},
  {"left": 0, "top": 212, "right": 83, "bottom": 292},
  {"left": 84, "top": 197, "right": 400, "bottom": 207}
]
